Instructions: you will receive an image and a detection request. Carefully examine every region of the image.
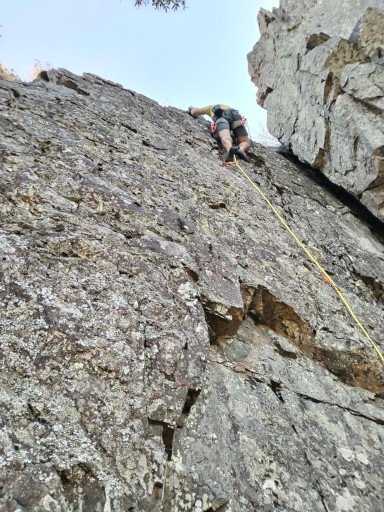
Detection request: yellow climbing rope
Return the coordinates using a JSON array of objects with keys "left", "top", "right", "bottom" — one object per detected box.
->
[{"left": 231, "top": 156, "right": 384, "bottom": 364}]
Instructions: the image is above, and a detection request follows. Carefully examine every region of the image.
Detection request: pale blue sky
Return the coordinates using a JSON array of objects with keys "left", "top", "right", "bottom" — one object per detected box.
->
[{"left": 1, "top": 0, "right": 279, "bottom": 139}]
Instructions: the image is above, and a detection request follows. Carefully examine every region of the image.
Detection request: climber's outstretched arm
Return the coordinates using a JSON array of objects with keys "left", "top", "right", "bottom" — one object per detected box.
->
[{"left": 188, "top": 106, "right": 206, "bottom": 117}]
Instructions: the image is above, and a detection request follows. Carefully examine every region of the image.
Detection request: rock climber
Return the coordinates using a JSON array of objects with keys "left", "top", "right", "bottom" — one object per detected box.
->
[{"left": 188, "top": 104, "right": 251, "bottom": 163}]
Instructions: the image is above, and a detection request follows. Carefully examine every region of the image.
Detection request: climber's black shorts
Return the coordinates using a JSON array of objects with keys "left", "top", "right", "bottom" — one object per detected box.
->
[{"left": 214, "top": 108, "right": 248, "bottom": 138}]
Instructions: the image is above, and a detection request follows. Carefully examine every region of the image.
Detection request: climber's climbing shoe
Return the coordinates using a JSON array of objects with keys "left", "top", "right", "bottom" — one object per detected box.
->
[
  {"left": 224, "top": 146, "right": 238, "bottom": 163},
  {"left": 235, "top": 148, "right": 251, "bottom": 163}
]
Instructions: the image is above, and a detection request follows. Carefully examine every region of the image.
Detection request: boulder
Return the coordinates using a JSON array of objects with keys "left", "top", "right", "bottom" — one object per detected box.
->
[{"left": 248, "top": 0, "right": 384, "bottom": 221}]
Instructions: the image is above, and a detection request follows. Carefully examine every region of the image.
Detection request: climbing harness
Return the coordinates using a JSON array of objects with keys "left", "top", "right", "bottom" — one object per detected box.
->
[
  {"left": 228, "top": 156, "right": 384, "bottom": 364},
  {"left": 229, "top": 115, "right": 247, "bottom": 131}
]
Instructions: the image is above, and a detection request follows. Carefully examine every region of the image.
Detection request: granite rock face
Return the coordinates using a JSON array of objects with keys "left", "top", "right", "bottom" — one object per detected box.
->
[
  {"left": 1, "top": 69, "right": 384, "bottom": 511},
  {"left": 248, "top": 0, "right": 384, "bottom": 222}
]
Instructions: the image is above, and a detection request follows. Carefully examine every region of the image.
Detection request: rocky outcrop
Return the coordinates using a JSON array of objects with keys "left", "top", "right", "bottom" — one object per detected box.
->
[
  {"left": 248, "top": 0, "right": 384, "bottom": 222},
  {"left": 1, "top": 69, "right": 384, "bottom": 511}
]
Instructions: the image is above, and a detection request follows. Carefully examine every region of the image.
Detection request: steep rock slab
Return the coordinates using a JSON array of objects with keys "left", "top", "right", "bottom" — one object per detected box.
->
[
  {"left": 1, "top": 69, "right": 384, "bottom": 511},
  {"left": 165, "top": 319, "right": 384, "bottom": 512},
  {"left": 248, "top": 0, "right": 384, "bottom": 221}
]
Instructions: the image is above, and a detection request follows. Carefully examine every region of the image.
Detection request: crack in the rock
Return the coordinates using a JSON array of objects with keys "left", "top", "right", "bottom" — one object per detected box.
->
[
  {"left": 182, "top": 388, "right": 201, "bottom": 415},
  {"left": 212, "top": 358, "right": 384, "bottom": 427},
  {"left": 303, "top": 451, "right": 330, "bottom": 512},
  {"left": 148, "top": 418, "right": 175, "bottom": 461},
  {"left": 251, "top": 370, "right": 384, "bottom": 426},
  {"left": 279, "top": 151, "right": 384, "bottom": 243},
  {"left": 299, "top": 392, "right": 384, "bottom": 425},
  {"left": 270, "top": 379, "right": 285, "bottom": 403},
  {"left": 147, "top": 388, "right": 202, "bottom": 466}
]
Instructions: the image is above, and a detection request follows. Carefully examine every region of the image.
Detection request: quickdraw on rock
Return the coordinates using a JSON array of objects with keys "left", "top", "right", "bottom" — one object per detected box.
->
[
  {"left": 229, "top": 155, "right": 384, "bottom": 365},
  {"left": 321, "top": 273, "right": 340, "bottom": 292}
]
